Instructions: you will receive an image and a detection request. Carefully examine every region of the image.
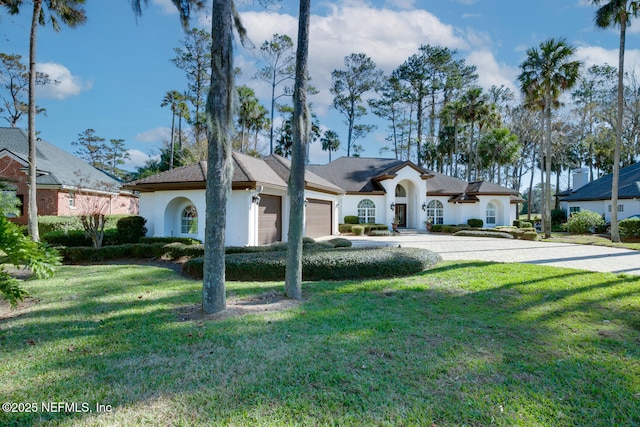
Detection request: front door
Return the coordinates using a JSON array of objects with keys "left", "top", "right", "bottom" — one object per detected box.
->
[{"left": 395, "top": 204, "right": 407, "bottom": 228}]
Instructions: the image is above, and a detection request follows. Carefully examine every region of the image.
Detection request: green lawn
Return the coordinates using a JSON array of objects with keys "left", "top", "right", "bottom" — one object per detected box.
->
[
  {"left": 1, "top": 262, "right": 639, "bottom": 426},
  {"left": 546, "top": 233, "right": 640, "bottom": 251}
]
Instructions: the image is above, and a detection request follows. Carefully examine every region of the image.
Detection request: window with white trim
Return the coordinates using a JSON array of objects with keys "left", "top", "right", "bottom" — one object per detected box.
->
[
  {"left": 357, "top": 199, "right": 376, "bottom": 224},
  {"left": 486, "top": 202, "right": 496, "bottom": 225},
  {"left": 181, "top": 205, "right": 198, "bottom": 234},
  {"left": 569, "top": 206, "right": 580, "bottom": 216},
  {"left": 426, "top": 200, "right": 444, "bottom": 225},
  {"left": 69, "top": 192, "right": 75, "bottom": 208}
]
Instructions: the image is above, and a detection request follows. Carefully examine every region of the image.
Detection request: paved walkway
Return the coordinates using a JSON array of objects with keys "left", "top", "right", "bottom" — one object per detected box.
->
[{"left": 340, "top": 232, "right": 640, "bottom": 276}]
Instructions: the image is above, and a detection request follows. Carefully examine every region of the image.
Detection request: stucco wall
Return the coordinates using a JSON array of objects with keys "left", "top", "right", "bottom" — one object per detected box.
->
[{"left": 565, "top": 199, "right": 640, "bottom": 221}]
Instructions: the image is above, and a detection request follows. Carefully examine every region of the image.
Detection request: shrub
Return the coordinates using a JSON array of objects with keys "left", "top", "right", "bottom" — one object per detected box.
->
[
  {"left": 327, "top": 238, "right": 352, "bottom": 248},
  {"left": 339, "top": 224, "right": 388, "bottom": 234},
  {"left": 467, "top": 218, "right": 483, "bottom": 228},
  {"left": 116, "top": 216, "right": 147, "bottom": 244},
  {"left": 61, "top": 243, "right": 167, "bottom": 263},
  {"left": 303, "top": 237, "right": 316, "bottom": 244},
  {"left": 183, "top": 247, "right": 441, "bottom": 281},
  {"left": 42, "top": 230, "right": 91, "bottom": 247},
  {"left": 512, "top": 219, "right": 522, "bottom": 227},
  {"left": 162, "top": 243, "right": 205, "bottom": 259},
  {"left": 521, "top": 231, "right": 539, "bottom": 241},
  {"left": 344, "top": 215, "right": 360, "bottom": 224},
  {"left": 38, "top": 215, "right": 125, "bottom": 235},
  {"left": 430, "top": 224, "right": 443, "bottom": 232},
  {"left": 369, "top": 230, "right": 394, "bottom": 236},
  {"left": 619, "top": 218, "right": 640, "bottom": 240},
  {"left": 519, "top": 221, "right": 532, "bottom": 229},
  {"left": 567, "top": 209, "right": 605, "bottom": 234},
  {"left": 454, "top": 230, "right": 514, "bottom": 239},
  {"left": 352, "top": 225, "right": 364, "bottom": 236},
  {"left": 551, "top": 209, "right": 567, "bottom": 226},
  {"left": 139, "top": 236, "right": 201, "bottom": 245}
]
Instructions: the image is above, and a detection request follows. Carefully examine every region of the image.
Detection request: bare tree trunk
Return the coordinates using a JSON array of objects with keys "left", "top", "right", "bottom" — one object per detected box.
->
[
  {"left": 284, "top": 0, "right": 310, "bottom": 300},
  {"left": 544, "top": 91, "right": 552, "bottom": 238},
  {"left": 610, "top": 22, "right": 625, "bottom": 243},
  {"left": 202, "top": 0, "right": 234, "bottom": 314},
  {"left": 27, "top": 0, "right": 42, "bottom": 242}
]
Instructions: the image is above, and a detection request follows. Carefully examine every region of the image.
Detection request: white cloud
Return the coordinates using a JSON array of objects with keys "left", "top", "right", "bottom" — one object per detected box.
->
[
  {"left": 152, "top": 0, "right": 178, "bottom": 15},
  {"left": 576, "top": 45, "right": 640, "bottom": 73},
  {"left": 123, "top": 149, "right": 157, "bottom": 171},
  {"left": 466, "top": 49, "right": 519, "bottom": 92},
  {"left": 35, "top": 62, "right": 90, "bottom": 100},
  {"left": 134, "top": 127, "right": 170, "bottom": 144}
]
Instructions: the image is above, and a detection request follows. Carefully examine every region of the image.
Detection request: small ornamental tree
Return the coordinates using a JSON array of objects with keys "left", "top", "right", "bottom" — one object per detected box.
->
[
  {"left": 567, "top": 209, "right": 605, "bottom": 234},
  {"left": 73, "top": 173, "right": 121, "bottom": 248}
]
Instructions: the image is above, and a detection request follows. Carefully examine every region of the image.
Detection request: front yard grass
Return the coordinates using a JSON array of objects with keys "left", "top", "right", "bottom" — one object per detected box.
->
[
  {"left": 546, "top": 233, "right": 640, "bottom": 251},
  {"left": 1, "top": 262, "right": 639, "bottom": 426}
]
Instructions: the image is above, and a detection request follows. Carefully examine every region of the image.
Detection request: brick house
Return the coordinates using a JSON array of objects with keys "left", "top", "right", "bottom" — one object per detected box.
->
[{"left": 0, "top": 127, "right": 138, "bottom": 225}]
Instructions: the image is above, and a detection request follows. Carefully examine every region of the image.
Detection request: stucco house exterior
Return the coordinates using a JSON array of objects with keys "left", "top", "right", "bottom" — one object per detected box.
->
[
  {"left": 0, "top": 127, "right": 138, "bottom": 225},
  {"left": 127, "top": 153, "right": 521, "bottom": 246},
  {"left": 562, "top": 163, "right": 640, "bottom": 220}
]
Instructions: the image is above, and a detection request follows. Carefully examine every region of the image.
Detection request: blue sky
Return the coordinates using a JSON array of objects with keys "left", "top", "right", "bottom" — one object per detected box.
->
[{"left": 1, "top": 0, "right": 638, "bottom": 172}]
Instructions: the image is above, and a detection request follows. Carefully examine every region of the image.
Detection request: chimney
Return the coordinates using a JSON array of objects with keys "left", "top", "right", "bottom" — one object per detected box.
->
[{"left": 572, "top": 168, "right": 589, "bottom": 191}]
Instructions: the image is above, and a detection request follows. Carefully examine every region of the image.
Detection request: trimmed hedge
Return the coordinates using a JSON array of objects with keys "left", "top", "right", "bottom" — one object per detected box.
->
[
  {"left": 352, "top": 225, "right": 364, "bottom": 236},
  {"left": 467, "top": 218, "right": 483, "bottom": 228},
  {"left": 620, "top": 218, "right": 640, "bottom": 240},
  {"left": 327, "top": 237, "right": 352, "bottom": 248},
  {"left": 139, "top": 236, "right": 201, "bottom": 245},
  {"left": 339, "top": 223, "right": 389, "bottom": 234},
  {"left": 182, "top": 247, "right": 441, "bottom": 281},
  {"left": 42, "top": 229, "right": 120, "bottom": 247},
  {"left": 38, "top": 215, "right": 126, "bottom": 235},
  {"left": 454, "top": 230, "right": 514, "bottom": 239},
  {"left": 116, "top": 216, "right": 147, "bottom": 244},
  {"left": 61, "top": 243, "right": 168, "bottom": 263},
  {"left": 344, "top": 215, "right": 360, "bottom": 224}
]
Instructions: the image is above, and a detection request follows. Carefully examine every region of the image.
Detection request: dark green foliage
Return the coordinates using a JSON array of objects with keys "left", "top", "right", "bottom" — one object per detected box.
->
[
  {"left": 441, "top": 224, "right": 471, "bottom": 233},
  {"left": 619, "top": 218, "right": 640, "bottom": 240},
  {"left": 0, "top": 216, "right": 61, "bottom": 307},
  {"left": 551, "top": 209, "right": 567, "bottom": 226},
  {"left": 42, "top": 229, "right": 119, "bottom": 247},
  {"left": 302, "top": 237, "right": 316, "bottom": 244},
  {"left": 139, "top": 236, "right": 201, "bottom": 245},
  {"left": 326, "top": 237, "right": 352, "bottom": 248},
  {"left": 183, "top": 247, "right": 441, "bottom": 281},
  {"left": 38, "top": 215, "right": 125, "bottom": 235},
  {"left": 430, "top": 224, "right": 443, "bottom": 232},
  {"left": 162, "top": 243, "right": 205, "bottom": 259},
  {"left": 467, "top": 218, "right": 483, "bottom": 228},
  {"left": 344, "top": 215, "right": 360, "bottom": 224},
  {"left": 512, "top": 219, "right": 522, "bottom": 227},
  {"left": 61, "top": 243, "right": 168, "bottom": 263},
  {"left": 116, "top": 216, "right": 147, "bottom": 243},
  {"left": 519, "top": 221, "right": 533, "bottom": 229}
]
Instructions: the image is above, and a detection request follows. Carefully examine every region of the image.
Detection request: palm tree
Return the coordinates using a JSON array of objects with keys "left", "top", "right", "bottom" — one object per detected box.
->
[
  {"left": 518, "top": 38, "right": 581, "bottom": 238},
  {"left": 592, "top": 0, "right": 640, "bottom": 242},
  {"left": 1, "top": 0, "right": 87, "bottom": 241},
  {"left": 320, "top": 129, "right": 340, "bottom": 162},
  {"left": 161, "top": 89, "right": 185, "bottom": 169}
]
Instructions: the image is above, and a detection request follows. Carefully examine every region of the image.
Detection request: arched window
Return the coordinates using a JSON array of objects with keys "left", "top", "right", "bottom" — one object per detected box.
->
[
  {"left": 426, "top": 200, "right": 444, "bottom": 225},
  {"left": 486, "top": 202, "right": 496, "bottom": 225},
  {"left": 357, "top": 199, "right": 376, "bottom": 224},
  {"left": 181, "top": 205, "right": 198, "bottom": 234},
  {"left": 395, "top": 184, "right": 406, "bottom": 197}
]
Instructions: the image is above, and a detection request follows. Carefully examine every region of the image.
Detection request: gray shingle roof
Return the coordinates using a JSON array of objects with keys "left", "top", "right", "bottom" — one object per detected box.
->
[
  {"left": 0, "top": 127, "right": 123, "bottom": 189},
  {"left": 563, "top": 162, "right": 640, "bottom": 201}
]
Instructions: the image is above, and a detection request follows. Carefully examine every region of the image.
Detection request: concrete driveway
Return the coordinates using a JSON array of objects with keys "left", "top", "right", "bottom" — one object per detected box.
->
[{"left": 342, "top": 232, "right": 640, "bottom": 276}]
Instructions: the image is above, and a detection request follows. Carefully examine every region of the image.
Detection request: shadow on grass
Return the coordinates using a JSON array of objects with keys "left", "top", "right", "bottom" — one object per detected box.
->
[{"left": 2, "top": 261, "right": 640, "bottom": 426}]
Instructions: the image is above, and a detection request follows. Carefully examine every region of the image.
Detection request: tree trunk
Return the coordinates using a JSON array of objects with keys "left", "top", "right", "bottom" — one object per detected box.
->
[
  {"left": 202, "top": 0, "right": 234, "bottom": 314},
  {"left": 284, "top": 0, "right": 310, "bottom": 300},
  {"left": 27, "top": 0, "right": 42, "bottom": 242},
  {"left": 610, "top": 22, "right": 625, "bottom": 243},
  {"left": 544, "top": 90, "right": 552, "bottom": 238},
  {"left": 169, "top": 109, "right": 176, "bottom": 169}
]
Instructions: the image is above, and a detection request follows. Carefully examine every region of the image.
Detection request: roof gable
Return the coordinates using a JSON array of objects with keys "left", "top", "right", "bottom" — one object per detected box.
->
[
  {"left": 564, "top": 162, "right": 640, "bottom": 201},
  {"left": 0, "top": 127, "right": 123, "bottom": 189}
]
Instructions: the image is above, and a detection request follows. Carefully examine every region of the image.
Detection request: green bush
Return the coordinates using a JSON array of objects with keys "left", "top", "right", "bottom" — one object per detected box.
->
[
  {"left": 441, "top": 224, "right": 471, "bottom": 233},
  {"left": 344, "top": 215, "right": 360, "bottom": 224},
  {"left": 183, "top": 247, "right": 441, "bottom": 281},
  {"left": 551, "top": 209, "right": 567, "bottom": 226},
  {"left": 352, "top": 225, "right": 364, "bottom": 236},
  {"left": 116, "top": 216, "right": 147, "bottom": 244},
  {"left": 454, "top": 230, "right": 514, "bottom": 239},
  {"left": 467, "top": 218, "right": 483, "bottom": 228},
  {"left": 162, "top": 243, "right": 205, "bottom": 259},
  {"left": 369, "top": 230, "right": 393, "bottom": 236},
  {"left": 521, "top": 231, "right": 539, "bottom": 241},
  {"left": 139, "top": 236, "right": 201, "bottom": 245},
  {"left": 430, "top": 224, "right": 443, "bottom": 232},
  {"left": 519, "top": 221, "right": 533, "bottom": 229},
  {"left": 567, "top": 209, "right": 605, "bottom": 234},
  {"left": 339, "top": 223, "right": 388, "bottom": 234},
  {"left": 327, "top": 237, "right": 352, "bottom": 248},
  {"left": 619, "top": 218, "right": 640, "bottom": 240},
  {"left": 42, "top": 230, "right": 91, "bottom": 247},
  {"left": 60, "top": 243, "right": 168, "bottom": 263},
  {"left": 38, "top": 215, "right": 125, "bottom": 235},
  {"left": 512, "top": 219, "right": 522, "bottom": 227},
  {"left": 303, "top": 237, "right": 316, "bottom": 244}
]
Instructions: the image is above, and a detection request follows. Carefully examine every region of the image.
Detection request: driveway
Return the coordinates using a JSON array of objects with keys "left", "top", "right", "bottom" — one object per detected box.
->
[{"left": 341, "top": 232, "right": 640, "bottom": 276}]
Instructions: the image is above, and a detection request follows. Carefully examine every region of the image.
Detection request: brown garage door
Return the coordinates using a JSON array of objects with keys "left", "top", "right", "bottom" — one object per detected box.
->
[
  {"left": 258, "top": 195, "right": 282, "bottom": 245},
  {"left": 305, "top": 199, "right": 332, "bottom": 238}
]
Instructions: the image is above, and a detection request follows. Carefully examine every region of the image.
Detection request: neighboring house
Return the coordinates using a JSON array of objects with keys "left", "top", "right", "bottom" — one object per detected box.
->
[
  {"left": 561, "top": 163, "right": 640, "bottom": 220},
  {"left": 309, "top": 157, "right": 521, "bottom": 230},
  {"left": 0, "top": 127, "right": 138, "bottom": 225},
  {"left": 128, "top": 154, "right": 521, "bottom": 246},
  {"left": 125, "top": 152, "right": 344, "bottom": 246}
]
